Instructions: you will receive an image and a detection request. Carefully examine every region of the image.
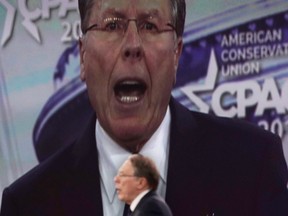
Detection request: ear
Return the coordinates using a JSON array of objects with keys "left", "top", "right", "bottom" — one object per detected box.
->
[
  {"left": 173, "top": 37, "right": 183, "bottom": 84},
  {"left": 79, "top": 37, "right": 86, "bottom": 81},
  {"left": 137, "top": 177, "right": 148, "bottom": 190}
]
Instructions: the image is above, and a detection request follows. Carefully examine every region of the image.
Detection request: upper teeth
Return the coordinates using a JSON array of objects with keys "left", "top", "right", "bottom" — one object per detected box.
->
[
  {"left": 122, "top": 80, "right": 138, "bottom": 85},
  {"left": 120, "top": 96, "right": 139, "bottom": 103}
]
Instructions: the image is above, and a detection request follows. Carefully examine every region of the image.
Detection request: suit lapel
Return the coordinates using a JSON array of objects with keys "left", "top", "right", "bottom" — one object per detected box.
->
[
  {"left": 66, "top": 114, "right": 103, "bottom": 216},
  {"left": 166, "top": 98, "right": 211, "bottom": 215},
  {"left": 132, "top": 191, "right": 155, "bottom": 215}
]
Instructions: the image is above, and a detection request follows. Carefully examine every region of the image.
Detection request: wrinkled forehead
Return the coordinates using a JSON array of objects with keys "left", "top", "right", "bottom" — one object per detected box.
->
[{"left": 90, "top": 0, "right": 172, "bottom": 20}]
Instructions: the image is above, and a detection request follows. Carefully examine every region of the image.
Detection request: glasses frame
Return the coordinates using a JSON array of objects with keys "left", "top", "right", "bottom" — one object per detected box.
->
[
  {"left": 116, "top": 173, "right": 138, "bottom": 178},
  {"left": 83, "top": 18, "right": 176, "bottom": 40}
]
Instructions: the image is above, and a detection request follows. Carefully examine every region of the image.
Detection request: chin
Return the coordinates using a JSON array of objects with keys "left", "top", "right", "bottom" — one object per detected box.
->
[
  {"left": 112, "top": 121, "right": 150, "bottom": 138},
  {"left": 116, "top": 128, "right": 149, "bottom": 143}
]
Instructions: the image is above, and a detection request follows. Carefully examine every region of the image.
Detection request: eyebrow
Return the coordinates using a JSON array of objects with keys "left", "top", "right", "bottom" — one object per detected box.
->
[
  {"left": 101, "top": 8, "right": 162, "bottom": 19},
  {"left": 101, "top": 9, "right": 126, "bottom": 19}
]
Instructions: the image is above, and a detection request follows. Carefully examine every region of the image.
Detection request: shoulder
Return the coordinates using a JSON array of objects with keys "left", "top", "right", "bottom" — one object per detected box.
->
[
  {"left": 169, "top": 98, "right": 285, "bottom": 176},
  {"left": 6, "top": 113, "right": 98, "bottom": 196},
  {"left": 0, "top": 143, "right": 78, "bottom": 215},
  {"left": 170, "top": 97, "right": 281, "bottom": 147},
  {"left": 136, "top": 191, "right": 173, "bottom": 216},
  {"left": 4, "top": 143, "right": 76, "bottom": 198}
]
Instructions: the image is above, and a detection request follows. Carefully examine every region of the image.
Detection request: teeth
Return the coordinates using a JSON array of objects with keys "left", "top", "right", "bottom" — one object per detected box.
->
[
  {"left": 120, "top": 96, "right": 140, "bottom": 103},
  {"left": 122, "top": 80, "right": 138, "bottom": 85}
]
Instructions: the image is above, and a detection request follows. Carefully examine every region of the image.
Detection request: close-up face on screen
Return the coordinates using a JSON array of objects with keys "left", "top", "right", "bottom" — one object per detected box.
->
[{"left": 1, "top": 0, "right": 288, "bottom": 215}]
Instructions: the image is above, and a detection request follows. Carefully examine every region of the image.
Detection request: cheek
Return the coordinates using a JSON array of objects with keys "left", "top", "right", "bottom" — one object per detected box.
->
[
  {"left": 145, "top": 46, "right": 176, "bottom": 83},
  {"left": 145, "top": 42, "right": 175, "bottom": 69},
  {"left": 85, "top": 40, "right": 118, "bottom": 75},
  {"left": 86, "top": 48, "right": 104, "bottom": 74},
  {"left": 84, "top": 49, "right": 109, "bottom": 109},
  {"left": 84, "top": 48, "right": 115, "bottom": 89}
]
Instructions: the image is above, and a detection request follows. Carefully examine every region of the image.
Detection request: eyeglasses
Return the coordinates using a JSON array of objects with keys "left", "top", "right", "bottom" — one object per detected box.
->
[
  {"left": 116, "top": 173, "right": 137, "bottom": 178},
  {"left": 84, "top": 17, "right": 176, "bottom": 43}
]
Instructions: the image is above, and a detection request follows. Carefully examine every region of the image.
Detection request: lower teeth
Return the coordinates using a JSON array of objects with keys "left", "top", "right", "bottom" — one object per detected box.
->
[{"left": 120, "top": 96, "right": 139, "bottom": 103}]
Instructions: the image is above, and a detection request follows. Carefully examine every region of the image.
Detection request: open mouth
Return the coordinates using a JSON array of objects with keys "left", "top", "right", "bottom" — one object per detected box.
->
[
  {"left": 114, "top": 80, "right": 147, "bottom": 103},
  {"left": 115, "top": 187, "right": 121, "bottom": 194}
]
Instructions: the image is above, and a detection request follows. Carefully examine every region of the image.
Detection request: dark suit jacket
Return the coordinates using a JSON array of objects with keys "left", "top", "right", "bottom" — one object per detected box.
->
[
  {"left": 1, "top": 98, "right": 288, "bottom": 216},
  {"left": 131, "top": 190, "right": 172, "bottom": 216}
]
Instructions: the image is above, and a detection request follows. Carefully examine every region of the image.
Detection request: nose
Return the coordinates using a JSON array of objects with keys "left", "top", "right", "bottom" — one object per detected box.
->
[
  {"left": 121, "top": 21, "right": 143, "bottom": 61},
  {"left": 114, "top": 175, "right": 119, "bottom": 183}
]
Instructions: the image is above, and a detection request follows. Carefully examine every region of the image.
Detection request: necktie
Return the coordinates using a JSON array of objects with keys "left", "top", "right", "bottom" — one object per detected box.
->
[
  {"left": 123, "top": 204, "right": 132, "bottom": 216},
  {"left": 128, "top": 209, "right": 132, "bottom": 216}
]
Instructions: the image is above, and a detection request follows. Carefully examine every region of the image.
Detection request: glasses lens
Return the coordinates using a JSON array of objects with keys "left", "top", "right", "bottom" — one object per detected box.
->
[{"left": 85, "top": 17, "right": 175, "bottom": 43}]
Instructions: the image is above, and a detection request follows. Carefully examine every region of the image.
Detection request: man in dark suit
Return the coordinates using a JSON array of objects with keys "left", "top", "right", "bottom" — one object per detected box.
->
[
  {"left": 114, "top": 154, "right": 172, "bottom": 216},
  {"left": 1, "top": 0, "right": 288, "bottom": 215},
  {"left": 1, "top": 99, "right": 288, "bottom": 216}
]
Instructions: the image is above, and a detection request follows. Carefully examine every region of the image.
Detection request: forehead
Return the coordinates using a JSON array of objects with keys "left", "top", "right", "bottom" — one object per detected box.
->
[
  {"left": 119, "top": 160, "right": 134, "bottom": 173},
  {"left": 91, "top": 0, "right": 171, "bottom": 18}
]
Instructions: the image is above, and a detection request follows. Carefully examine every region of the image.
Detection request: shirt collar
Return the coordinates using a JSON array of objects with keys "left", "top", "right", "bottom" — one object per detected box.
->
[
  {"left": 130, "top": 189, "right": 150, "bottom": 212},
  {"left": 96, "top": 107, "right": 171, "bottom": 203}
]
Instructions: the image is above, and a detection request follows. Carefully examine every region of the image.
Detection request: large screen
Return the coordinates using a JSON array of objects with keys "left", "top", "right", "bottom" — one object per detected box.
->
[{"left": 1, "top": 0, "right": 288, "bottom": 204}]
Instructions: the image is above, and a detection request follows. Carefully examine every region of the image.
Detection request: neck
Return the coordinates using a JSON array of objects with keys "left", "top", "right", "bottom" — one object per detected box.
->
[{"left": 117, "top": 138, "right": 148, "bottom": 153}]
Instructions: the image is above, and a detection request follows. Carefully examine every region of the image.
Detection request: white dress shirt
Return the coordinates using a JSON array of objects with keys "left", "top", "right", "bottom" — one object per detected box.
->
[{"left": 96, "top": 107, "right": 171, "bottom": 216}]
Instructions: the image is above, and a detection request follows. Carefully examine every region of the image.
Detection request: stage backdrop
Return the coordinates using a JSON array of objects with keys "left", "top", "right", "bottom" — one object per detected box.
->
[{"left": 1, "top": 0, "right": 288, "bottom": 204}]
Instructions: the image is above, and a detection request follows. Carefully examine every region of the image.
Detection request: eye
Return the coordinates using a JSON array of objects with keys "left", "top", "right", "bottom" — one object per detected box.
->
[
  {"left": 103, "top": 18, "right": 125, "bottom": 32},
  {"left": 139, "top": 21, "right": 159, "bottom": 32},
  {"left": 105, "top": 21, "right": 119, "bottom": 31}
]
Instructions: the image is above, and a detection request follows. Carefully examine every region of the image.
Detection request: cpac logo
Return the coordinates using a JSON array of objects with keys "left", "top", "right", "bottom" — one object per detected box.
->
[
  {"left": 0, "top": 0, "right": 77, "bottom": 47},
  {"left": 181, "top": 49, "right": 288, "bottom": 118}
]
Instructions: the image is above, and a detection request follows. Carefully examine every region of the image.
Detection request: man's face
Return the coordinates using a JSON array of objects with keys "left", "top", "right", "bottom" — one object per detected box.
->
[
  {"left": 114, "top": 160, "right": 141, "bottom": 204},
  {"left": 79, "top": 0, "right": 182, "bottom": 150}
]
